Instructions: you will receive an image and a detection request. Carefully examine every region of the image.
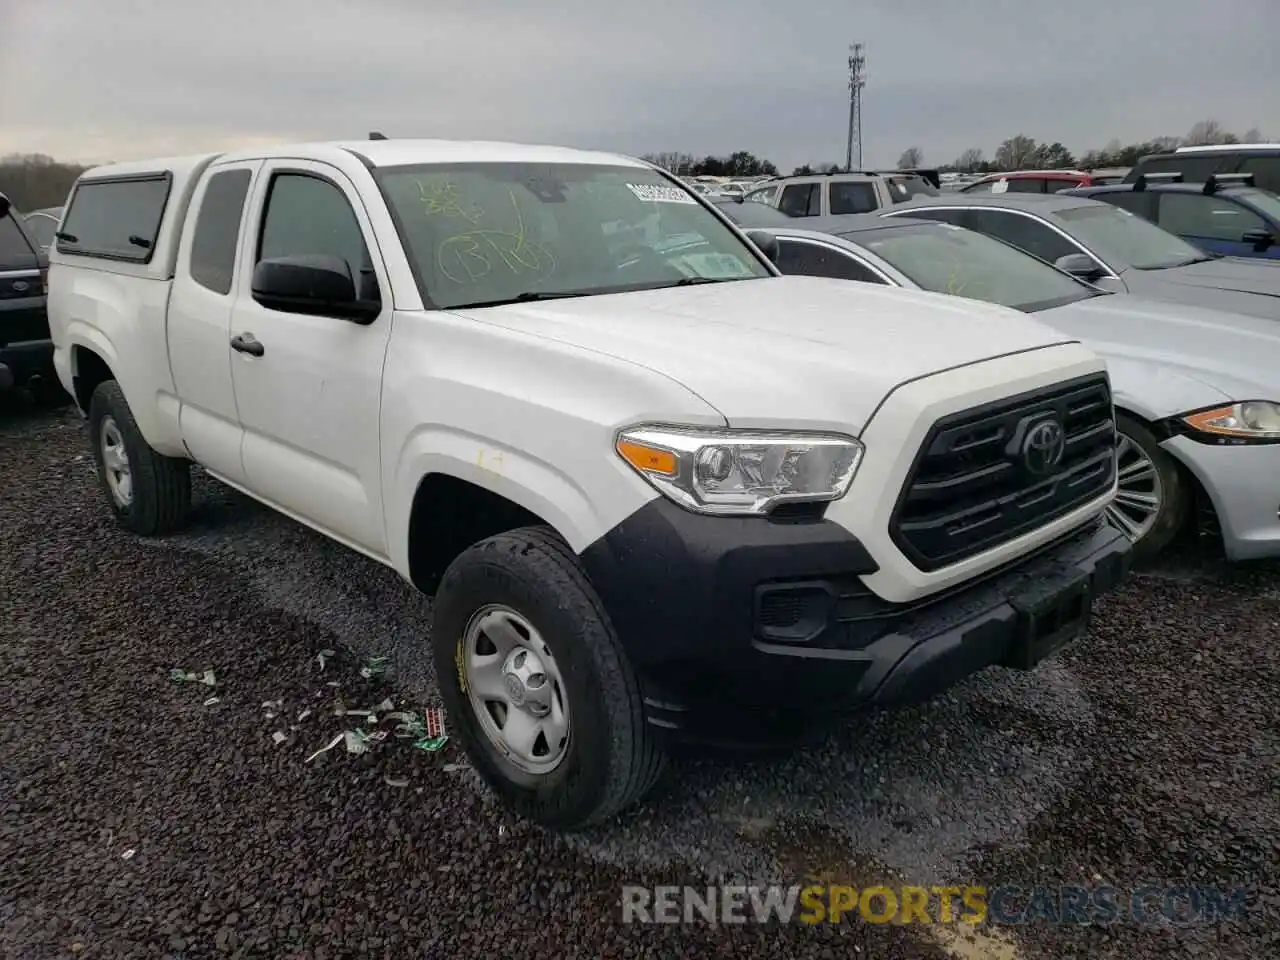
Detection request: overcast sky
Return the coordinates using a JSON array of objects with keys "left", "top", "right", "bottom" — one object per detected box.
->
[{"left": 2, "top": 0, "right": 1276, "bottom": 172}]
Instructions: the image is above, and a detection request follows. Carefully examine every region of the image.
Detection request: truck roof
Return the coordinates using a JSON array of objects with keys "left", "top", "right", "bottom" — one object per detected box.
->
[{"left": 78, "top": 138, "right": 651, "bottom": 182}]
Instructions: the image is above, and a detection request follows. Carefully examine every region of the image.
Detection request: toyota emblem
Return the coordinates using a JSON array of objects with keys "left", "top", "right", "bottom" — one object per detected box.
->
[
  {"left": 1021, "top": 419, "right": 1066, "bottom": 475},
  {"left": 11, "top": 280, "right": 29, "bottom": 293}
]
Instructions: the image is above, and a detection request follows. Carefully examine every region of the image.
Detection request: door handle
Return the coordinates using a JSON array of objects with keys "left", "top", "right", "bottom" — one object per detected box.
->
[{"left": 230, "top": 333, "right": 265, "bottom": 357}]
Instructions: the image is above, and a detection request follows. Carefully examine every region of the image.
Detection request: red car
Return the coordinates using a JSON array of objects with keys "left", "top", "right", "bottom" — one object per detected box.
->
[{"left": 959, "top": 170, "right": 1117, "bottom": 194}]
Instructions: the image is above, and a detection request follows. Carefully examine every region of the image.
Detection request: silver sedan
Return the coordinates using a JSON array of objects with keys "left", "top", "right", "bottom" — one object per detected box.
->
[{"left": 732, "top": 211, "right": 1280, "bottom": 561}]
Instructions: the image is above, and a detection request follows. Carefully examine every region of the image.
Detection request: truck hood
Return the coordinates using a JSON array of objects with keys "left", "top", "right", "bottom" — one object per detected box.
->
[
  {"left": 1038, "top": 293, "right": 1280, "bottom": 403},
  {"left": 449, "top": 275, "right": 1075, "bottom": 432}
]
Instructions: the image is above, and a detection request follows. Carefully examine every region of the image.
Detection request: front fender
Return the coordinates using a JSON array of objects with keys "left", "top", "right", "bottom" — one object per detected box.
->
[
  {"left": 386, "top": 426, "right": 656, "bottom": 576},
  {"left": 1106, "top": 355, "right": 1230, "bottom": 423}
]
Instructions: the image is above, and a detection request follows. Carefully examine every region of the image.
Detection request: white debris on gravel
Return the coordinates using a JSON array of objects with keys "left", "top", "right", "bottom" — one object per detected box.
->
[
  {"left": 170, "top": 477, "right": 1095, "bottom": 887},
  {"left": 169, "top": 668, "right": 217, "bottom": 687}
]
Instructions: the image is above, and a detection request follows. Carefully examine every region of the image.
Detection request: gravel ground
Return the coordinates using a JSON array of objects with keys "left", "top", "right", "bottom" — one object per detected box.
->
[{"left": 2, "top": 395, "right": 1277, "bottom": 959}]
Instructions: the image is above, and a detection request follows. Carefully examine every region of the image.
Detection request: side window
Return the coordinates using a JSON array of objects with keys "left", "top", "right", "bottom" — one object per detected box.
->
[
  {"left": 963, "top": 180, "right": 997, "bottom": 193},
  {"left": 189, "top": 169, "right": 251, "bottom": 295},
  {"left": 257, "top": 173, "right": 378, "bottom": 301},
  {"left": 775, "top": 239, "right": 885, "bottom": 282},
  {"left": 966, "top": 210, "right": 1078, "bottom": 264},
  {"left": 780, "top": 183, "right": 821, "bottom": 217},
  {"left": 0, "top": 216, "right": 37, "bottom": 261},
  {"left": 1100, "top": 191, "right": 1157, "bottom": 218},
  {"left": 829, "top": 182, "right": 879, "bottom": 215},
  {"left": 1157, "top": 194, "right": 1265, "bottom": 241},
  {"left": 56, "top": 175, "right": 171, "bottom": 261},
  {"left": 1240, "top": 157, "right": 1280, "bottom": 195},
  {"left": 1005, "top": 178, "right": 1046, "bottom": 193}
]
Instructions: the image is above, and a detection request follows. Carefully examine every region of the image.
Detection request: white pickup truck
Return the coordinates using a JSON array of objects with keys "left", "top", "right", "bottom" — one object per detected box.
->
[{"left": 47, "top": 138, "right": 1131, "bottom": 830}]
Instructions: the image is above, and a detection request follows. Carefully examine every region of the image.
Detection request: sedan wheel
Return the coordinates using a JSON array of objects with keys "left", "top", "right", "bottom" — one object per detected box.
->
[
  {"left": 1106, "top": 414, "right": 1189, "bottom": 560},
  {"left": 1107, "top": 432, "right": 1162, "bottom": 542}
]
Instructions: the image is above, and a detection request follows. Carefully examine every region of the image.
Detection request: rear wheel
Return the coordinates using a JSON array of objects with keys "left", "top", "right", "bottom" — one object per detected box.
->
[
  {"left": 88, "top": 380, "right": 192, "bottom": 536},
  {"left": 1107, "top": 413, "right": 1188, "bottom": 560},
  {"left": 431, "top": 525, "right": 665, "bottom": 830}
]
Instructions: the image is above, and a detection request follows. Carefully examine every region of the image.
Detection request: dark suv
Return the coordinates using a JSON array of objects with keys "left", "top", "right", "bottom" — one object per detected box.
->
[
  {"left": 1125, "top": 145, "right": 1280, "bottom": 195},
  {"left": 1067, "top": 172, "right": 1280, "bottom": 260},
  {"left": 0, "top": 193, "right": 53, "bottom": 394}
]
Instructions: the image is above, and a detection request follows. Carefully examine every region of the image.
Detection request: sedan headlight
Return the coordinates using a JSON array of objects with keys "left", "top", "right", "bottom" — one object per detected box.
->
[
  {"left": 615, "top": 425, "right": 864, "bottom": 515},
  {"left": 1183, "top": 401, "right": 1280, "bottom": 441}
]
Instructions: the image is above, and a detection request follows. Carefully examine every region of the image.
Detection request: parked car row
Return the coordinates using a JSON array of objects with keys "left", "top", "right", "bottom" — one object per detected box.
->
[{"left": 716, "top": 198, "right": 1280, "bottom": 560}]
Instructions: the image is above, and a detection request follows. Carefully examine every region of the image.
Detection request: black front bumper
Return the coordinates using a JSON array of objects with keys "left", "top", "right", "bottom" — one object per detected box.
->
[{"left": 580, "top": 500, "right": 1131, "bottom": 746}]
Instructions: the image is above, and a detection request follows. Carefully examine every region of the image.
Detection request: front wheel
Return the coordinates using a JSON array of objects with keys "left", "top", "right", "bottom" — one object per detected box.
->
[
  {"left": 431, "top": 526, "right": 666, "bottom": 830},
  {"left": 1107, "top": 413, "right": 1188, "bottom": 560}
]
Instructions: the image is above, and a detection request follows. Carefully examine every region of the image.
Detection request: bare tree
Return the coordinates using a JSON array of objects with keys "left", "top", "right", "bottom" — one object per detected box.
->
[
  {"left": 1183, "top": 120, "right": 1231, "bottom": 146},
  {"left": 0, "top": 153, "right": 90, "bottom": 212},
  {"left": 640, "top": 152, "right": 697, "bottom": 175},
  {"left": 994, "top": 135, "right": 1038, "bottom": 170},
  {"left": 897, "top": 147, "right": 924, "bottom": 169},
  {"left": 955, "top": 148, "right": 984, "bottom": 172}
]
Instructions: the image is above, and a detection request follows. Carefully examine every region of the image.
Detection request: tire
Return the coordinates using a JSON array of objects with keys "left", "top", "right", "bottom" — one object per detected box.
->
[
  {"left": 1109, "top": 412, "right": 1188, "bottom": 561},
  {"left": 431, "top": 525, "right": 666, "bottom": 830},
  {"left": 88, "top": 380, "right": 192, "bottom": 536}
]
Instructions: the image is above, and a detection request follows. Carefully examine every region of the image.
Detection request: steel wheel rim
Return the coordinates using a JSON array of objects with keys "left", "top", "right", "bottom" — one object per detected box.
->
[
  {"left": 462, "top": 604, "right": 570, "bottom": 776},
  {"left": 1106, "top": 431, "right": 1162, "bottom": 542},
  {"left": 99, "top": 416, "right": 134, "bottom": 508}
]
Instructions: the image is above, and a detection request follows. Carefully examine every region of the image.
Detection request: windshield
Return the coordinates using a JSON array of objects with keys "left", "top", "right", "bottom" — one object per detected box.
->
[
  {"left": 1052, "top": 203, "right": 1208, "bottom": 270},
  {"left": 376, "top": 162, "right": 771, "bottom": 309},
  {"left": 714, "top": 200, "right": 796, "bottom": 228},
  {"left": 886, "top": 177, "right": 940, "bottom": 202},
  {"left": 848, "top": 222, "right": 1098, "bottom": 312},
  {"left": 1239, "top": 189, "right": 1280, "bottom": 222}
]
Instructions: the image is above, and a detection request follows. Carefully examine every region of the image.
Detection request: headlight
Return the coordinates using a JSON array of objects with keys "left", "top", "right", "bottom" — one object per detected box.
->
[
  {"left": 615, "top": 425, "right": 864, "bottom": 516},
  {"left": 1182, "top": 401, "right": 1280, "bottom": 441}
]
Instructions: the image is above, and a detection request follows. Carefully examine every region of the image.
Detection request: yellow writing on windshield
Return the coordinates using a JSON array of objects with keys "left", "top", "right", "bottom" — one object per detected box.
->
[
  {"left": 416, "top": 179, "right": 483, "bottom": 224},
  {"left": 436, "top": 190, "right": 556, "bottom": 284}
]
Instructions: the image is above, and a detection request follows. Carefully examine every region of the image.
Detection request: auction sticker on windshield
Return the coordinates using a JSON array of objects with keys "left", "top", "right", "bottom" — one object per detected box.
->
[{"left": 627, "top": 183, "right": 697, "bottom": 204}]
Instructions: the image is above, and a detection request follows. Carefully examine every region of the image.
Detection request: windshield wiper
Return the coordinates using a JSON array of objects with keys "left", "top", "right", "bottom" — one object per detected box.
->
[
  {"left": 670, "top": 276, "right": 728, "bottom": 286},
  {"left": 449, "top": 276, "right": 743, "bottom": 309},
  {"left": 448, "top": 291, "right": 593, "bottom": 309}
]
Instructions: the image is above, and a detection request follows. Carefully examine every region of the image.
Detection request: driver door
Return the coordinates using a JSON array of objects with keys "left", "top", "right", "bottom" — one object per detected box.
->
[{"left": 227, "top": 160, "right": 394, "bottom": 557}]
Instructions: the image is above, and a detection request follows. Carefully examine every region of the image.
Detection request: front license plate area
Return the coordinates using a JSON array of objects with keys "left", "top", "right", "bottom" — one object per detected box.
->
[{"left": 1004, "top": 570, "right": 1092, "bottom": 670}]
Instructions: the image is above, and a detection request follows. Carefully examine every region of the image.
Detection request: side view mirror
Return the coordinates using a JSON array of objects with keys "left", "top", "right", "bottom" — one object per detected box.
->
[
  {"left": 251, "top": 254, "right": 380, "bottom": 323},
  {"left": 0, "top": 192, "right": 10, "bottom": 219},
  {"left": 1054, "top": 252, "right": 1104, "bottom": 281},
  {"left": 1242, "top": 228, "right": 1275, "bottom": 252},
  {"left": 744, "top": 229, "right": 780, "bottom": 264}
]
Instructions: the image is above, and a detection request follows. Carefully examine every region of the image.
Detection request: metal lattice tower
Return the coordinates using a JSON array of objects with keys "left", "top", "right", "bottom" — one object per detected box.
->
[{"left": 846, "top": 43, "right": 866, "bottom": 172}]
